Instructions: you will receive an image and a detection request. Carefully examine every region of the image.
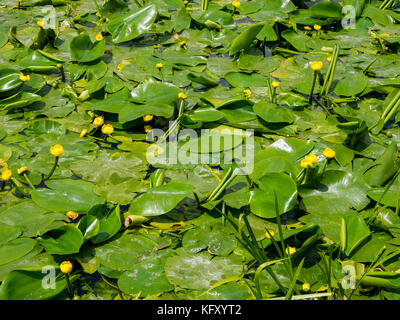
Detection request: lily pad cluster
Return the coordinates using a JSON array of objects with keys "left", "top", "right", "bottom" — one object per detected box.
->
[{"left": 1, "top": 0, "right": 400, "bottom": 300}]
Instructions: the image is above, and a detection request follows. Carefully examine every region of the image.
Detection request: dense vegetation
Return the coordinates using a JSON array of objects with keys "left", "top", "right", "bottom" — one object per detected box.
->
[{"left": 1, "top": 0, "right": 400, "bottom": 300}]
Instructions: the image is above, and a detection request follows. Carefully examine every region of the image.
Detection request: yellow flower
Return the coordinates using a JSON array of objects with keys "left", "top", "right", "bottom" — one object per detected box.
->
[
  {"left": 323, "top": 148, "right": 335, "bottom": 158},
  {"left": 302, "top": 282, "right": 310, "bottom": 292},
  {"left": 156, "top": 62, "right": 164, "bottom": 69},
  {"left": 19, "top": 73, "right": 30, "bottom": 82},
  {"left": 304, "top": 26, "right": 311, "bottom": 31},
  {"left": 144, "top": 125, "right": 152, "bottom": 133},
  {"left": 37, "top": 20, "right": 45, "bottom": 28},
  {"left": 60, "top": 261, "right": 73, "bottom": 274},
  {"left": 50, "top": 144, "right": 64, "bottom": 157},
  {"left": 243, "top": 89, "right": 251, "bottom": 99},
  {"left": 66, "top": 211, "right": 79, "bottom": 220},
  {"left": 310, "top": 61, "right": 323, "bottom": 71},
  {"left": 101, "top": 124, "right": 114, "bottom": 135},
  {"left": 93, "top": 116, "right": 104, "bottom": 127},
  {"left": 143, "top": 114, "right": 153, "bottom": 122},
  {"left": 313, "top": 24, "right": 321, "bottom": 31},
  {"left": 265, "top": 230, "right": 275, "bottom": 239},
  {"left": 380, "top": 32, "right": 391, "bottom": 38},
  {"left": 327, "top": 56, "right": 332, "bottom": 62},
  {"left": 271, "top": 80, "right": 280, "bottom": 88},
  {"left": 17, "top": 166, "right": 28, "bottom": 174},
  {"left": 305, "top": 154, "right": 318, "bottom": 164},
  {"left": 286, "top": 246, "right": 296, "bottom": 255},
  {"left": 95, "top": 33, "right": 103, "bottom": 41},
  {"left": 300, "top": 158, "right": 313, "bottom": 169},
  {"left": 178, "top": 92, "right": 187, "bottom": 100},
  {"left": 1, "top": 169, "right": 12, "bottom": 181},
  {"left": 178, "top": 40, "right": 186, "bottom": 47},
  {"left": 232, "top": 0, "right": 241, "bottom": 8},
  {"left": 80, "top": 129, "right": 88, "bottom": 138}
]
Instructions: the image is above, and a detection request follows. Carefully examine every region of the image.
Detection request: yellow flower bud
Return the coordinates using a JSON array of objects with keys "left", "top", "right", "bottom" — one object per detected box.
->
[
  {"left": 271, "top": 80, "right": 280, "bottom": 88},
  {"left": 143, "top": 114, "right": 153, "bottom": 122},
  {"left": 232, "top": 0, "right": 241, "bottom": 8},
  {"left": 17, "top": 166, "right": 28, "bottom": 174},
  {"left": 300, "top": 158, "right": 313, "bottom": 169},
  {"left": 178, "top": 92, "right": 187, "bottom": 100},
  {"left": 243, "top": 89, "right": 251, "bottom": 99},
  {"left": 101, "top": 124, "right": 114, "bottom": 135},
  {"left": 305, "top": 154, "right": 318, "bottom": 164},
  {"left": 323, "top": 148, "right": 335, "bottom": 158},
  {"left": 327, "top": 56, "right": 332, "bottom": 62},
  {"left": 302, "top": 282, "right": 310, "bottom": 292},
  {"left": 144, "top": 125, "right": 152, "bottom": 133},
  {"left": 178, "top": 40, "right": 186, "bottom": 47},
  {"left": 93, "top": 116, "right": 104, "bottom": 127},
  {"left": 60, "top": 261, "right": 73, "bottom": 274},
  {"left": 304, "top": 26, "right": 311, "bottom": 31},
  {"left": 80, "top": 129, "right": 88, "bottom": 138},
  {"left": 310, "top": 61, "right": 323, "bottom": 71},
  {"left": 156, "top": 62, "right": 164, "bottom": 69},
  {"left": 286, "top": 246, "right": 296, "bottom": 255},
  {"left": 95, "top": 33, "right": 103, "bottom": 41},
  {"left": 265, "top": 230, "right": 275, "bottom": 239},
  {"left": 50, "top": 144, "right": 64, "bottom": 157},
  {"left": 19, "top": 73, "right": 30, "bottom": 82},
  {"left": 37, "top": 20, "right": 45, "bottom": 28},
  {"left": 313, "top": 24, "right": 321, "bottom": 31},
  {"left": 1, "top": 169, "right": 12, "bottom": 181},
  {"left": 66, "top": 211, "right": 79, "bottom": 220}
]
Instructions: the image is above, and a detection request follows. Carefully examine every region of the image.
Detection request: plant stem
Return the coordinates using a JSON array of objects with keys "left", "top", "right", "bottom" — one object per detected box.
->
[
  {"left": 23, "top": 173, "right": 35, "bottom": 189},
  {"left": 45, "top": 156, "right": 59, "bottom": 180},
  {"left": 309, "top": 70, "right": 317, "bottom": 105},
  {"left": 65, "top": 274, "right": 74, "bottom": 299}
]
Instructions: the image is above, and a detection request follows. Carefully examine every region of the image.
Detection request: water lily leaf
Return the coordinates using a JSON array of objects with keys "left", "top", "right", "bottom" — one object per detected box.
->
[
  {"left": 90, "top": 205, "right": 122, "bottom": 244},
  {"left": 130, "top": 80, "right": 180, "bottom": 105},
  {"left": 31, "top": 179, "right": 105, "bottom": 213},
  {"left": 309, "top": 1, "right": 344, "bottom": 19},
  {"left": 250, "top": 172, "right": 297, "bottom": 218},
  {"left": 0, "top": 238, "right": 36, "bottom": 266},
  {"left": 253, "top": 102, "right": 295, "bottom": 124},
  {"left": 341, "top": 215, "right": 370, "bottom": 256},
  {"left": 119, "top": 103, "right": 174, "bottom": 124},
  {"left": 78, "top": 215, "right": 100, "bottom": 241},
  {"left": 165, "top": 249, "right": 243, "bottom": 290},
  {"left": 224, "top": 72, "right": 268, "bottom": 87},
  {"left": 333, "top": 74, "right": 368, "bottom": 96},
  {"left": 70, "top": 33, "right": 106, "bottom": 63},
  {"left": 129, "top": 181, "right": 193, "bottom": 217},
  {"left": 107, "top": 4, "right": 157, "bottom": 43},
  {"left": 0, "top": 68, "right": 22, "bottom": 93},
  {"left": 0, "top": 270, "right": 78, "bottom": 300},
  {"left": 0, "top": 92, "right": 41, "bottom": 111},
  {"left": 0, "top": 224, "right": 21, "bottom": 245},
  {"left": 38, "top": 225, "right": 84, "bottom": 255},
  {"left": 229, "top": 23, "right": 264, "bottom": 55}
]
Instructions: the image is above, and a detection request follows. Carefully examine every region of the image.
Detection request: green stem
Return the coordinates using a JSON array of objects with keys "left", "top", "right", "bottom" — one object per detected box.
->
[
  {"left": 309, "top": 70, "right": 317, "bottom": 105},
  {"left": 23, "top": 173, "right": 35, "bottom": 189},
  {"left": 65, "top": 274, "right": 74, "bottom": 299},
  {"left": 45, "top": 156, "right": 59, "bottom": 180}
]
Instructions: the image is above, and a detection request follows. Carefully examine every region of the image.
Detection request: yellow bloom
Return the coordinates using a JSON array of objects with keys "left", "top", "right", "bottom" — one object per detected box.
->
[
  {"left": 327, "top": 56, "right": 332, "bottom": 62},
  {"left": 310, "top": 61, "right": 323, "bottom": 71},
  {"left": 305, "top": 154, "right": 318, "bottom": 164},
  {"left": 37, "top": 20, "right": 45, "bottom": 28},
  {"left": 66, "top": 211, "right": 79, "bottom": 220},
  {"left": 17, "top": 166, "right": 28, "bottom": 174},
  {"left": 302, "top": 282, "right": 310, "bottom": 292},
  {"left": 300, "top": 158, "right": 313, "bottom": 169},
  {"left": 144, "top": 125, "right": 152, "bottom": 133},
  {"left": 178, "top": 40, "right": 186, "bottom": 47},
  {"left": 232, "top": 0, "right": 241, "bottom": 8},
  {"left": 1, "top": 169, "right": 12, "bottom": 181},
  {"left": 95, "top": 33, "right": 103, "bottom": 41},
  {"left": 304, "top": 26, "right": 311, "bottom": 31},
  {"left": 286, "top": 246, "right": 296, "bottom": 255},
  {"left": 156, "top": 62, "right": 164, "bottom": 69},
  {"left": 271, "top": 80, "right": 280, "bottom": 88},
  {"left": 50, "top": 144, "right": 64, "bottom": 157},
  {"left": 93, "top": 116, "right": 104, "bottom": 127},
  {"left": 60, "top": 261, "right": 73, "bottom": 274},
  {"left": 313, "top": 24, "right": 321, "bottom": 31},
  {"left": 243, "top": 89, "right": 251, "bottom": 99},
  {"left": 380, "top": 32, "right": 391, "bottom": 38},
  {"left": 19, "top": 73, "right": 30, "bottom": 82},
  {"left": 143, "top": 114, "right": 153, "bottom": 122},
  {"left": 80, "top": 129, "right": 88, "bottom": 138},
  {"left": 323, "top": 148, "right": 335, "bottom": 158},
  {"left": 178, "top": 92, "right": 187, "bottom": 100},
  {"left": 101, "top": 124, "right": 114, "bottom": 135},
  {"left": 265, "top": 230, "right": 275, "bottom": 239}
]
